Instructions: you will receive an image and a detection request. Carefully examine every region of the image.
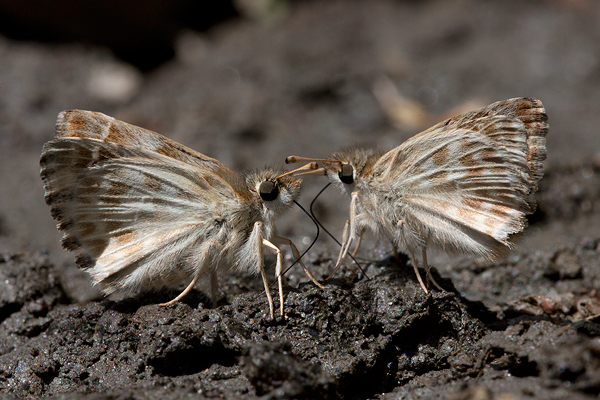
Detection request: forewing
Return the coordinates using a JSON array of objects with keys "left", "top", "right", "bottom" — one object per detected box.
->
[
  {"left": 370, "top": 113, "right": 540, "bottom": 256},
  {"left": 413, "top": 97, "right": 547, "bottom": 190},
  {"left": 40, "top": 137, "right": 241, "bottom": 294},
  {"left": 56, "top": 110, "right": 233, "bottom": 176}
]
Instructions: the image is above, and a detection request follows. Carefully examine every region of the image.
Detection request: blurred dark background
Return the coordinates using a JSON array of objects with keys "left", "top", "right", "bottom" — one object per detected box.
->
[
  {"left": 0, "top": 0, "right": 599, "bottom": 271},
  {"left": 0, "top": 0, "right": 239, "bottom": 70}
]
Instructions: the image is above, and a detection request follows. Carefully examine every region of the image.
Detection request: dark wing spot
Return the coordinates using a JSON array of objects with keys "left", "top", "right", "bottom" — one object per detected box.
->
[
  {"left": 75, "top": 253, "right": 95, "bottom": 269},
  {"left": 65, "top": 114, "right": 92, "bottom": 137},
  {"left": 106, "top": 181, "right": 131, "bottom": 196},
  {"left": 459, "top": 152, "right": 477, "bottom": 167},
  {"left": 464, "top": 197, "right": 484, "bottom": 209},
  {"left": 431, "top": 146, "right": 449, "bottom": 166},
  {"left": 143, "top": 174, "right": 163, "bottom": 191},
  {"left": 61, "top": 234, "right": 81, "bottom": 251},
  {"left": 78, "top": 222, "right": 97, "bottom": 236},
  {"left": 105, "top": 220, "right": 125, "bottom": 233},
  {"left": 107, "top": 122, "right": 127, "bottom": 142},
  {"left": 85, "top": 238, "right": 109, "bottom": 257}
]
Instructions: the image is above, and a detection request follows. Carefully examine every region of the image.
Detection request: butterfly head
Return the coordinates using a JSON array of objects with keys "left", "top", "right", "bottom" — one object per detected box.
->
[
  {"left": 286, "top": 149, "right": 382, "bottom": 194},
  {"left": 247, "top": 162, "right": 318, "bottom": 216}
]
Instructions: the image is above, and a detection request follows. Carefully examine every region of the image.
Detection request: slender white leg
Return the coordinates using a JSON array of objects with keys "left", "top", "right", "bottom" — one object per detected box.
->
[
  {"left": 330, "top": 192, "right": 360, "bottom": 278},
  {"left": 159, "top": 270, "right": 202, "bottom": 306},
  {"left": 330, "top": 219, "right": 351, "bottom": 278},
  {"left": 258, "top": 259, "right": 275, "bottom": 321},
  {"left": 344, "top": 192, "right": 359, "bottom": 259},
  {"left": 247, "top": 222, "right": 275, "bottom": 320},
  {"left": 408, "top": 248, "right": 428, "bottom": 294},
  {"left": 393, "top": 220, "right": 404, "bottom": 261},
  {"left": 262, "top": 238, "right": 286, "bottom": 318},
  {"left": 272, "top": 236, "right": 326, "bottom": 289},
  {"left": 399, "top": 220, "right": 428, "bottom": 293},
  {"left": 350, "top": 227, "right": 364, "bottom": 258}
]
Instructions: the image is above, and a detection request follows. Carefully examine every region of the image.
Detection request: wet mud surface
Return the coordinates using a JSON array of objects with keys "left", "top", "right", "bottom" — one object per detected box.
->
[
  {"left": 2, "top": 160, "right": 600, "bottom": 399},
  {"left": 1, "top": 0, "right": 600, "bottom": 398},
  {"left": 2, "top": 180, "right": 600, "bottom": 400}
]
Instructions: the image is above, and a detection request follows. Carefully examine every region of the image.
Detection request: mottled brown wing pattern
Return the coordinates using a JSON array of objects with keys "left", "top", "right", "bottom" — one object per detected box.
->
[
  {"left": 55, "top": 110, "right": 233, "bottom": 176},
  {"left": 287, "top": 97, "right": 548, "bottom": 293},
  {"left": 369, "top": 98, "right": 547, "bottom": 253},
  {"left": 41, "top": 110, "right": 323, "bottom": 320},
  {"left": 371, "top": 119, "right": 529, "bottom": 249},
  {"left": 413, "top": 97, "right": 547, "bottom": 191},
  {"left": 40, "top": 136, "right": 243, "bottom": 294}
]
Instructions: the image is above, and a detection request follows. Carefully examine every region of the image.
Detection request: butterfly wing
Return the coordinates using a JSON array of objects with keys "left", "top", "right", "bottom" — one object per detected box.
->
[
  {"left": 411, "top": 97, "right": 547, "bottom": 191},
  {"left": 40, "top": 135, "right": 247, "bottom": 295},
  {"left": 369, "top": 98, "right": 548, "bottom": 257},
  {"left": 55, "top": 110, "right": 233, "bottom": 176}
]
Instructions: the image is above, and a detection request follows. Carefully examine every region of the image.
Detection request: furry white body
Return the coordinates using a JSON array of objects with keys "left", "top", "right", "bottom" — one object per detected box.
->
[
  {"left": 41, "top": 110, "right": 318, "bottom": 319},
  {"left": 289, "top": 98, "right": 548, "bottom": 291}
]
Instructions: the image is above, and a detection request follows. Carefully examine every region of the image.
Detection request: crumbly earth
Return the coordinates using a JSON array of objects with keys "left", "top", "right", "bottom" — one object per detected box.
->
[
  {"left": 1, "top": 180, "right": 600, "bottom": 399},
  {"left": 1, "top": 0, "right": 600, "bottom": 399}
]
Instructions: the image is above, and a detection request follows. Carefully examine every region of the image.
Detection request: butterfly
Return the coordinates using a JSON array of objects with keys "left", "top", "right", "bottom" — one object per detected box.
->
[
  {"left": 40, "top": 110, "right": 324, "bottom": 319},
  {"left": 286, "top": 97, "right": 548, "bottom": 292}
]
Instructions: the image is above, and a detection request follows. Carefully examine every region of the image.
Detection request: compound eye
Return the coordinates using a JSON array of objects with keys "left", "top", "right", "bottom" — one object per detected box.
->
[
  {"left": 338, "top": 164, "right": 354, "bottom": 184},
  {"left": 259, "top": 180, "right": 279, "bottom": 201}
]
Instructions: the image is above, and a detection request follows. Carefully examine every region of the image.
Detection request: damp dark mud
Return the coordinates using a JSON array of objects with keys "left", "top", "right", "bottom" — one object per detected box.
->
[
  {"left": 2, "top": 161, "right": 600, "bottom": 398},
  {"left": 1, "top": 0, "right": 600, "bottom": 398}
]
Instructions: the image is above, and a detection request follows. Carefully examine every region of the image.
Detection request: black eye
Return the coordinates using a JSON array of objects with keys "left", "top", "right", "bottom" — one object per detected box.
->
[
  {"left": 259, "top": 180, "right": 279, "bottom": 201},
  {"left": 338, "top": 164, "right": 354, "bottom": 184}
]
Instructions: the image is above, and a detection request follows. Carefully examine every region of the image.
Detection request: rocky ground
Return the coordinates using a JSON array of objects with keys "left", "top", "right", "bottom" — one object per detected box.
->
[{"left": 1, "top": 0, "right": 600, "bottom": 398}]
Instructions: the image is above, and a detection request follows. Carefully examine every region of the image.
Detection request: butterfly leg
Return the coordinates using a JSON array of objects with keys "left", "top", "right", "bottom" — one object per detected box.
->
[
  {"left": 257, "top": 254, "right": 275, "bottom": 320},
  {"left": 248, "top": 222, "right": 275, "bottom": 320},
  {"left": 330, "top": 192, "right": 359, "bottom": 278},
  {"left": 350, "top": 227, "right": 364, "bottom": 258},
  {"left": 159, "top": 270, "right": 202, "bottom": 306},
  {"left": 422, "top": 248, "right": 444, "bottom": 291},
  {"left": 393, "top": 220, "right": 404, "bottom": 261},
  {"left": 346, "top": 192, "right": 359, "bottom": 257},
  {"left": 333, "top": 219, "right": 351, "bottom": 269},
  {"left": 329, "top": 219, "right": 351, "bottom": 279},
  {"left": 262, "top": 239, "right": 286, "bottom": 318},
  {"left": 408, "top": 248, "right": 428, "bottom": 294},
  {"left": 272, "top": 236, "right": 326, "bottom": 290},
  {"left": 399, "top": 220, "right": 428, "bottom": 293}
]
